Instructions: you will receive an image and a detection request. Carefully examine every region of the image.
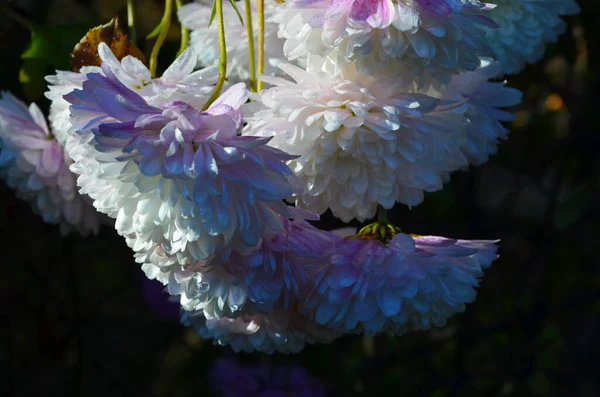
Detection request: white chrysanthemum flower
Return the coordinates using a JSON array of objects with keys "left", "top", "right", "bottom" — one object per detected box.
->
[
  {"left": 64, "top": 62, "right": 296, "bottom": 269},
  {"left": 0, "top": 92, "right": 100, "bottom": 236},
  {"left": 45, "top": 44, "right": 217, "bottom": 144},
  {"left": 181, "top": 306, "right": 342, "bottom": 354},
  {"left": 483, "top": 0, "right": 580, "bottom": 74},
  {"left": 178, "top": 0, "right": 291, "bottom": 82},
  {"left": 274, "top": 0, "right": 497, "bottom": 88},
  {"left": 245, "top": 63, "right": 469, "bottom": 222}
]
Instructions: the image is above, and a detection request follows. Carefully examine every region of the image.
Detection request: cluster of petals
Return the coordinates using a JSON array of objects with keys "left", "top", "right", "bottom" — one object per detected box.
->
[
  {"left": 0, "top": 92, "right": 99, "bottom": 236},
  {"left": 0, "top": 0, "right": 581, "bottom": 356},
  {"left": 304, "top": 232, "right": 498, "bottom": 336},
  {"left": 274, "top": 0, "right": 498, "bottom": 88},
  {"left": 482, "top": 0, "right": 580, "bottom": 74},
  {"left": 178, "top": 0, "right": 291, "bottom": 82}
]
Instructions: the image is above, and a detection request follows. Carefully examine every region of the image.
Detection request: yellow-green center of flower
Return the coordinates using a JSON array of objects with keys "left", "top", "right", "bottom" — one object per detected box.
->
[{"left": 348, "top": 222, "right": 402, "bottom": 245}]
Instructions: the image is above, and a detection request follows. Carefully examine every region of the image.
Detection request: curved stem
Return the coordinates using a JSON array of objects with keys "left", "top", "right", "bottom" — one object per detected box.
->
[
  {"left": 127, "top": 0, "right": 137, "bottom": 44},
  {"left": 201, "top": 0, "right": 227, "bottom": 110},
  {"left": 244, "top": 0, "right": 257, "bottom": 92},
  {"left": 256, "top": 0, "right": 265, "bottom": 91},
  {"left": 175, "top": 0, "right": 189, "bottom": 56},
  {"left": 149, "top": 0, "right": 173, "bottom": 78}
]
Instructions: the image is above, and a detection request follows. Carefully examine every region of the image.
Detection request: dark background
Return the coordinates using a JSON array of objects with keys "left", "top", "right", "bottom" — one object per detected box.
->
[{"left": 0, "top": 0, "right": 598, "bottom": 396}]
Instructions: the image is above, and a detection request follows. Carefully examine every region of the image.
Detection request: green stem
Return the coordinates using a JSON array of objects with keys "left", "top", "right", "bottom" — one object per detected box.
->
[
  {"left": 0, "top": 4, "right": 35, "bottom": 31},
  {"left": 149, "top": 0, "right": 173, "bottom": 78},
  {"left": 377, "top": 205, "right": 389, "bottom": 223},
  {"left": 127, "top": 0, "right": 137, "bottom": 44},
  {"left": 256, "top": 0, "right": 265, "bottom": 92},
  {"left": 244, "top": 0, "right": 257, "bottom": 92},
  {"left": 175, "top": 0, "right": 189, "bottom": 56},
  {"left": 201, "top": 0, "right": 227, "bottom": 110}
]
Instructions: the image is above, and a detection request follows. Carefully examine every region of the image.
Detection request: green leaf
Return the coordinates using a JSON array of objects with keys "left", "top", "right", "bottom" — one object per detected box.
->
[{"left": 228, "top": 0, "right": 244, "bottom": 26}]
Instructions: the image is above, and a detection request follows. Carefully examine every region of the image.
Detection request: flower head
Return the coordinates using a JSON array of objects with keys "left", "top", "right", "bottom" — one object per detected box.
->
[
  {"left": 274, "top": 0, "right": 497, "bottom": 87},
  {"left": 64, "top": 64, "right": 296, "bottom": 264},
  {"left": 245, "top": 63, "right": 469, "bottom": 221},
  {"left": 304, "top": 223, "right": 498, "bottom": 336},
  {"left": 0, "top": 92, "right": 100, "bottom": 236},
  {"left": 482, "top": 0, "right": 580, "bottom": 74}
]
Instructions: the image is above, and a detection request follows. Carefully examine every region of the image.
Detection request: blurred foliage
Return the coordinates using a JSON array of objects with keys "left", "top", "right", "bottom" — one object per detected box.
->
[{"left": 1, "top": 0, "right": 600, "bottom": 396}]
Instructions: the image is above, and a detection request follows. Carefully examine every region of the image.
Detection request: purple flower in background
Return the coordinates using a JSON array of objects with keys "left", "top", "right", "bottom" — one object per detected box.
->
[{"left": 210, "top": 358, "right": 327, "bottom": 396}]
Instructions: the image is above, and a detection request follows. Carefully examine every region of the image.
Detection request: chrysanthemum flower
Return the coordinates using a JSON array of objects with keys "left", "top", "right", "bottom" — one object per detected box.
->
[
  {"left": 274, "top": 0, "right": 497, "bottom": 87},
  {"left": 45, "top": 43, "right": 217, "bottom": 144},
  {"left": 303, "top": 223, "right": 498, "bottom": 336},
  {"left": 0, "top": 92, "right": 100, "bottom": 236},
  {"left": 245, "top": 63, "right": 470, "bottom": 222},
  {"left": 64, "top": 65, "right": 296, "bottom": 266},
  {"left": 210, "top": 358, "right": 327, "bottom": 397},
  {"left": 178, "top": 0, "right": 290, "bottom": 82},
  {"left": 440, "top": 58, "right": 522, "bottom": 165},
  {"left": 181, "top": 305, "right": 342, "bottom": 354},
  {"left": 482, "top": 0, "right": 580, "bottom": 74}
]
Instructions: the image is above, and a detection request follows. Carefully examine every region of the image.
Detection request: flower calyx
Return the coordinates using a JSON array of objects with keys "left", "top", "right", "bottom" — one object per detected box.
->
[{"left": 350, "top": 222, "right": 402, "bottom": 245}]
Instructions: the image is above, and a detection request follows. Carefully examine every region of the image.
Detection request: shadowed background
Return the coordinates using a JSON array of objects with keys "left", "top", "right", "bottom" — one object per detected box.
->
[{"left": 0, "top": 0, "right": 599, "bottom": 396}]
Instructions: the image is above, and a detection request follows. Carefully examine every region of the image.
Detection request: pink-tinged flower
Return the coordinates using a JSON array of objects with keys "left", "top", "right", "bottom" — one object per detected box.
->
[
  {"left": 181, "top": 305, "right": 342, "bottom": 354},
  {"left": 304, "top": 224, "right": 498, "bottom": 336},
  {"left": 245, "top": 63, "right": 469, "bottom": 222},
  {"left": 0, "top": 92, "right": 100, "bottom": 236},
  {"left": 274, "top": 0, "right": 497, "bottom": 88},
  {"left": 64, "top": 63, "right": 297, "bottom": 265}
]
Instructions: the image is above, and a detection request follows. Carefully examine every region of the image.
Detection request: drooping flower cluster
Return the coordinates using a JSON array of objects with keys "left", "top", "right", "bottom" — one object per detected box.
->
[{"left": 0, "top": 0, "right": 578, "bottom": 354}]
